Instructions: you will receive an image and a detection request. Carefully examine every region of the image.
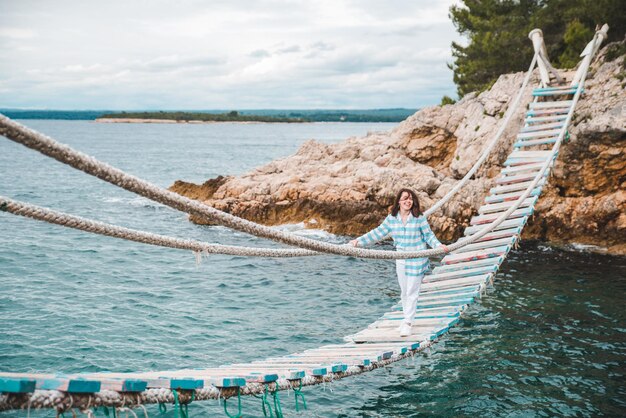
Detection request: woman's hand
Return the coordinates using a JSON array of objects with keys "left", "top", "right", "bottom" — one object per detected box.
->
[
  {"left": 349, "top": 239, "right": 359, "bottom": 247},
  {"left": 441, "top": 244, "right": 450, "bottom": 253}
]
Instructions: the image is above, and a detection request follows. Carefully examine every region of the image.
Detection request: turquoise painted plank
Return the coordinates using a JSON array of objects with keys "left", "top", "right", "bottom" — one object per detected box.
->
[
  {"left": 211, "top": 377, "right": 245, "bottom": 388},
  {"left": 0, "top": 378, "right": 36, "bottom": 393},
  {"left": 310, "top": 368, "right": 327, "bottom": 376},
  {"left": 99, "top": 379, "right": 147, "bottom": 392},
  {"left": 41, "top": 378, "right": 101, "bottom": 393},
  {"left": 169, "top": 378, "right": 204, "bottom": 390},
  {"left": 245, "top": 373, "right": 279, "bottom": 383},
  {"left": 328, "top": 364, "right": 348, "bottom": 373}
]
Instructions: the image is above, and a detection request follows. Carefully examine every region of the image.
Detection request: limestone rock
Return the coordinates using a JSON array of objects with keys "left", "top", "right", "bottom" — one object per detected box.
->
[{"left": 170, "top": 41, "right": 626, "bottom": 255}]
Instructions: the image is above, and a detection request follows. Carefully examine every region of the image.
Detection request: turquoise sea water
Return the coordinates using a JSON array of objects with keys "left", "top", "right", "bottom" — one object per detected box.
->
[{"left": 1, "top": 120, "right": 625, "bottom": 417}]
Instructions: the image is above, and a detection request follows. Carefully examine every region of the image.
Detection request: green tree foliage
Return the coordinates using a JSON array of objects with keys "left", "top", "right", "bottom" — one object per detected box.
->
[
  {"left": 449, "top": 0, "right": 626, "bottom": 97},
  {"left": 440, "top": 95, "right": 457, "bottom": 106}
]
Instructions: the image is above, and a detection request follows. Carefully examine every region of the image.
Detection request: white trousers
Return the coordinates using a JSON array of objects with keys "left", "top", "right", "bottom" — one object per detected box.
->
[{"left": 396, "top": 259, "right": 424, "bottom": 325}]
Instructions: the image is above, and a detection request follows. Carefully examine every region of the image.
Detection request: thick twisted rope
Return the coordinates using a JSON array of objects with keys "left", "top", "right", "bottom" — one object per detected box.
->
[
  {"left": 0, "top": 35, "right": 592, "bottom": 259},
  {"left": 0, "top": 196, "right": 318, "bottom": 258},
  {"left": 0, "top": 114, "right": 509, "bottom": 259}
]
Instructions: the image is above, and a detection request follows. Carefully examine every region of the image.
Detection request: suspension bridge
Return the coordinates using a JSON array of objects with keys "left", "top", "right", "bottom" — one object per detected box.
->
[{"left": 0, "top": 26, "right": 609, "bottom": 417}]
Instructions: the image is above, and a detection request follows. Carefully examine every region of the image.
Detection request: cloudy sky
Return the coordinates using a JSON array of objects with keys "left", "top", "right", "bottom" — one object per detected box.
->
[{"left": 0, "top": 0, "right": 462, "bottom": 110}]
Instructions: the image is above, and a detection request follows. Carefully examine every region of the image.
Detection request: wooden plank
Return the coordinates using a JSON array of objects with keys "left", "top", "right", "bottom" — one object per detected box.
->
[
  {"left": 501, "top": 162, "right": 547, "bottom": 175},
  {"left": 369, "top": 317, "right": 459, "bottom": 330},
  {"left": 470, "top": 208, "right": 532, "bottom": 225},
  {"left": 529, "top": 100, "right": 573, "bottom": 108},
  {"left": 514, "top": 137, "right": 558, "bottom": 148},
  {"left": 490, "top": 178, "right": 545, "bottom": 194},
  {"left": 418, "top": 289, "right": 480, "bottom": 302},
  {"left": 227, "top": 364, "right": 327, "bottom": 376},
  {"left": 508, "top": 150, "right": 555, "bottom": 158},
  {"left": 519, "top": 122, "right": 564, "bottom": 132},
  {"left": 41, "top": 378, "right": 101, "bottom": 393},
  {"left": 478, "top": 197, "right": 537, "bottom": 214},
  {"left": 517, "top": 128, "right": 562, "bottom": 139},
  {"left": 424, "top": 264, "right": 497, "bottom": 280},
  {"left": 171, "top": 370, "right": 279, "bottom": 383},
  {"left": 526, "top": 107, "right": 570, "bottom": 116},
  {"left": 210, "top": 377, "right": 246, "bottom": 388},
  {"left": 217, "top": 368, "right": 306, "bottom": 380},
  {"left": 496, "top": 172, "right": 547, "bottom": 185},
  {"left": 441, "top": 246, "right": 509, "bottom": 265},
  {"left": 463, "top": 217, "right": 526, "bottom": 235},
  {"left": 525, "top": 114, "right": 567, "bottom": 124},
  {"left": 451, "top": 236, "right": 516, "bottom": 253},
  {"left": 421, "top": 274, "right": 492, "bottom": 291},
  {"left": 418, "top": 284, "right": 481, "bottom": 296},
  {"left": 484, "top": 188, "right": 541, "bottom": 204},
  {"left": 532, "top": 89, "right": 578, "bottom": 97},
  {"left": 0, "top": 377, "right": 36, "bottom": 393},
  {"left": 98, "top": 379, "right": 147, "bottom": 392},
  {"left": 533, "top": 85, "right": 578, "bottom": 92},
  {"left": 433, "top": 257, "right": 503, "bottom": 273}
]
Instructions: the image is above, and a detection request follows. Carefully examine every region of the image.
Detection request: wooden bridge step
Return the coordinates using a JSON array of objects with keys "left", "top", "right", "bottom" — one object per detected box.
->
[
  {"left": 424, "top": 264, "right": 497, "bottom": 281},
  {"left": 464, "top": 218, "right": 526, "bottom": 235},
  {"left": 0, "top": 377, "right": 36, "bottom": 393},
  {"left": 517, "top": 128, "right": 562, "bottom": 139},
  {"left": 519, "top": 122, "right": 564, "bottom": 132},
  {"left": 421, "top": 274, "right": 493, "bottom": 291},
  {"left": 484, "top": 188, "right": 541, "bottom": 203},
  {"left": 529, "top": 100, "right": 573, "bottom": 108},
  {"left": 514, "top": 137, "right": 558, "bottom": 148},
  {"left": 451, "top": 236, "right": 516, "bottom": 253},
  {"left": 432, "top": 257, "right": 503, "bottom": 274},
  {"left": 490, "top": 178, "right": 545, "bottom": 194},
  {"left": 478, "top": 197, "right": 538, "bottom": 214},
  {"left": 470, "top": 208, "right": 532, "bottom": 225},
  {"left": 496, "top": 171, "right": 547, "bottom": 185},
  {"left": 526, "top": 107, "right": 570, "bottom": 117},
  {"left": 525, "top": 114, "right": 567, "bottom": 124},
  {"left": 442, "top": 246, "right": 509, "bottom": 265}
]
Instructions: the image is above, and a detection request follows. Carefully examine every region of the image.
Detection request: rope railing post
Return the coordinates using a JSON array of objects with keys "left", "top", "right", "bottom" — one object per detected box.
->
[{"left": 528, "top": 29, "right": 553, "bottom": 86}]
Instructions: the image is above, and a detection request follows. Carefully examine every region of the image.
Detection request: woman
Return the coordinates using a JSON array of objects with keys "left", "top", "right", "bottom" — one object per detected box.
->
[{"left": 350, "top": 188, "right": 448, "bottom": 337}]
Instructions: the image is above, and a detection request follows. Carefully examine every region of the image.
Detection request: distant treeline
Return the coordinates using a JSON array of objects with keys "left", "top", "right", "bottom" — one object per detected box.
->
[
  {"left": 100, "top": 111, "right": 307, "bottom": 123},
  {"left": 1, "top": 108, "right": 417, "bottom": 122}
]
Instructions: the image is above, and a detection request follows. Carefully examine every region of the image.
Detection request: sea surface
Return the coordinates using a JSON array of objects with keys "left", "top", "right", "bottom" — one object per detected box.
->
[{"left": 0, "top": 120, "right": 624, "bottom": 417}]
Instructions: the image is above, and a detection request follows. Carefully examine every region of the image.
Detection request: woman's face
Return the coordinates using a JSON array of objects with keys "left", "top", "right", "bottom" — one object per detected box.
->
[{"left": 399, "top": 191, "right": 413, "bottom": 212}]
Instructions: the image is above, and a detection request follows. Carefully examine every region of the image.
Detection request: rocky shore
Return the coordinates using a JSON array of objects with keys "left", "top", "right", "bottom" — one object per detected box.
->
[{"left": 170, "top": 42, "right": 625, "bottom": 255}]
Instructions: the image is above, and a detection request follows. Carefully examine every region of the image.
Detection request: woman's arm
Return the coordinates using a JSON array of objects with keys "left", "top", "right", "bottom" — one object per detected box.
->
[
  {"left": 351, "top": 216, "right": 392, "bottom": 247},
  {"left": 419, "top": 217, "right": 446, "bottom": 250}
]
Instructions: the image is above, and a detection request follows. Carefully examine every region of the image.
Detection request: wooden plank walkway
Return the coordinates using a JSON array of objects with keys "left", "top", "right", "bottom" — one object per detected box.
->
[{"left": 0, "top": 86, "right": 577, "bottom": 412}]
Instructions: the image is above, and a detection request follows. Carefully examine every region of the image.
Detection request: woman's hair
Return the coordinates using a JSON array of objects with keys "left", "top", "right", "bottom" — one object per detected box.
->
[{"left": 391, "top": 188, "right": 422, "bottom": 217}]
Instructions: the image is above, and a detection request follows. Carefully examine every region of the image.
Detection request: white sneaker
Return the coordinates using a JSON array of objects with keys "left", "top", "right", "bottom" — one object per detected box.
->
[{"left": 399, "top": 323, "right": 412, "bottom": 337}]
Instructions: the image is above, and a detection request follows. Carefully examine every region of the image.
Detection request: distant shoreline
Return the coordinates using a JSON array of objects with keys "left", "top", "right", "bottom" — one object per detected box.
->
[
  {"left": 1, "top": 108, "right": 419, "bottom": 122},
  {"left": 95, "top": 118, "right": 298, "bottom": 124}
]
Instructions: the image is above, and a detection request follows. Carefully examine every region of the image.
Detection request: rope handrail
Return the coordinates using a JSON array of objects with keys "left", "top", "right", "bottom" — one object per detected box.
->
[
  {"left": 424, "top": 52, "right": 538, "bottom": 217},
  {"left": 0, "top": 54, "right": 539, "bottom": 259},
  {"left": 0, "top": 112, "right": 535, "bottom": 260},
  {"left": 0, "top": 55, "right": 541, "bottom": 260},
  {"left": 0, "top": 27, "right": 605, "bottom": 260},
  {"left": 0, "top": 196, "right": 318, "bottom": 258}
]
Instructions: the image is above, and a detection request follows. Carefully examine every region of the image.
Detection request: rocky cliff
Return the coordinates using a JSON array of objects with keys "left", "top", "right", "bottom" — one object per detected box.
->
[{"left": 170, "top": 41, "right": 626, "bottom": 255}]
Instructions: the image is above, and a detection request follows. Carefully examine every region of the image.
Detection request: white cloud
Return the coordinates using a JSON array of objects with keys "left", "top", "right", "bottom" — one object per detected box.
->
[{"left": 0, "top": 0, "right": 462, "bottom": 109}]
